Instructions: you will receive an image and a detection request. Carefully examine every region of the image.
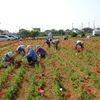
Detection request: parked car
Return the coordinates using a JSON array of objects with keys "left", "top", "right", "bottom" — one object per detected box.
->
[
  {"left": 7, "top": 35, "right": 19, "bottom": 40},
  {"left": 0, "top": 35, "right": 10, "bottom": 41}
]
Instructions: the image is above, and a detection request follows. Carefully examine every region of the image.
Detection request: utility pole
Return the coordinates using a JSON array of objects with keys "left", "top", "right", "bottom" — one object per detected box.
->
[
  {"left": 93, "top": 21, "right": 95, "bottom": 30},
  {"left": 72, "top": 23, "right": 74, "bottom": 29},
  {"left": 81, "top": 23, "right": 83, "bottom": 30},
  {"left": 18, "top": 26, "right": 20, "bottom": 31},
  {"left": 32, "top": 25, "right": 33, "bottom": 30},
  {"left": 88, "top": 22, "right": 90, "bottom": 27},
  {"left": 42, "top": 24, "right": 43, "bottom": 32}
]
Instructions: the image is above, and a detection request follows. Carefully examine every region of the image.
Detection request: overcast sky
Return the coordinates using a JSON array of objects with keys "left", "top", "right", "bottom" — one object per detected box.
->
[{"left": 0, "top": 0, "right": 100, "bottom": 32}]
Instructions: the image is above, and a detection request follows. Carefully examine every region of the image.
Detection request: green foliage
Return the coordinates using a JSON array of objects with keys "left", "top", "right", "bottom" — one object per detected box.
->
[
  {"left": 19, "top": 30, "right": 30, "bottom": 38},
  {"left": 96, "top": 28, "right": 100, "bottom": 30},
  {"left": 70, "top": 32, "right": 77, "bottom": 37},
  {"left": 30, "top": 30, "right": 40, "bottom": 38},
  {"left": 57, "top": 29, "right": 65, "bottom": 35},
  {"left": 39, "top": 32, "right": 46, "bottom": 36},
  {"left": 79, "top": 31, "right": 86, "bottom": 37}
]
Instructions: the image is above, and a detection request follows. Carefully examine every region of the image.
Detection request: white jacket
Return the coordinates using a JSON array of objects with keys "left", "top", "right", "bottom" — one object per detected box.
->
[
  {"left": 76, "top": 41, "right": 83, "bottom": 44},
  {"left": 48, "top": 32, "right": 53, "bottom": 40}
]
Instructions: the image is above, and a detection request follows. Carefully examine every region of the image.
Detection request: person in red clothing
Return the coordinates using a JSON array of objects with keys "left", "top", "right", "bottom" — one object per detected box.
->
[{"left": 36, "top": 45, "right": 47, "bottom": 58}]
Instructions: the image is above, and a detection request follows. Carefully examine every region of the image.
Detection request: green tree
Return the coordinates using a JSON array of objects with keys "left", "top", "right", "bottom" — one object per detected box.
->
[
  {"left": 70, "top": 32, "right": 77, "bottom": 37},
  {"left": 79, "top": 31, "right": 86, "bottom": 37},
  {"left": 19, "top": 29, "right": 30, "bottom": 38},
  {"left": 30, "top": 30, "right": 40, "bottom": 38},
  {"left": 57, "top": 29, "right": 65, "bottom": 35}
]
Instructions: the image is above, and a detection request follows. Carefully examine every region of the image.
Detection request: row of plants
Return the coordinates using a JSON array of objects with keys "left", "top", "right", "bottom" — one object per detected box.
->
[
  {"left": 50, "top": 42, "right": 95, "bottom": 100},
  {"left": 26, "top": 62, "right": 44, "bottom": 100},
  {"left": 4, "top": 65, "right": 26, "bottom": 100}
]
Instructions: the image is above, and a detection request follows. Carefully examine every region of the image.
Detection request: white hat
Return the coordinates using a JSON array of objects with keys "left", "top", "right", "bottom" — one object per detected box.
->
[
  {"left": 36, "top": 45, "right": 40, "bottom": 49},
  {"left": 26, "top": 45, "right": 32, "bottom": 49},
  {"left": 21, "top": 45, "right": 25, "bottom": 49},
  {"left": 8, "top": 52, "right": 13, "bottom": 57}
]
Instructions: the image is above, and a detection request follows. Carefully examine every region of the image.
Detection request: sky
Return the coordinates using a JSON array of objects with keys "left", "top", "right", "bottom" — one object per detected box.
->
[{"left": 0, "top": 0, "right": 100, "bottom": 32}]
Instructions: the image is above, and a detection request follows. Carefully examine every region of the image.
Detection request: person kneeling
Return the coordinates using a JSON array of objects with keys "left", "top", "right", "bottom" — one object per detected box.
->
[
  {"left": 75, "top": 40, "right": 84, "bottom": 52},
  {"left": 16, "top": 45, "right": 25, "bottom": 54},
  {"left": 51, "top": 40, "right": 60, "bottom": 49},
  {"left": 23, "top": 45, "right": 37, "bottom": 65},
  {"left": 3, "top": 51, "right": 15, "bottom": 67},
  {"left": 36, "top": 45, "right": 47, "bottom": 58}
]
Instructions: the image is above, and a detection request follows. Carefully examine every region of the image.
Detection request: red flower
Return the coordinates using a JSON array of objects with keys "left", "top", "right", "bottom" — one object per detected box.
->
[
  {"left": 87, "top": 89, "right": 91, "bottom": 92},
  {"left": 0, "top": 73, "right": 3, "bottom": 75},
  {"left": 26, "top": 65, "right": 30, "bottom": 67},
  {"left": 40, "top": 71, "right": 44, "bottom": 73},
  {"left": 8, "top": 75, "right": 11, "bottom": 77},
  {"left": 96, "top": 70, "right": 100, "bottom": 73},
  {"left": 81, "top": 86, "right": 85, "bottom": 89},
  {"left": 37, "top": 88, "right": 41, "bottom": 90},
  {"left": 66, "top": 94, "right": 71, "bottom": 97},
  {"left": 23, "top": 91, "right": 28, "bottom": 93},
  {"left": 37, "top": 76, "right": 42, "bottom": 79},
  {"left": 57, "top": 94, "right": 60, "bottom": 96},
  {"left": 16, "top": 61, "right": 22, "bottom": 67},
  {"left": 42, "top": 63, "right": 44, "bottom": 64},
  {"left": 0, "top": 92, "right": 6, "bottom": 95},
  {"left": 10, "top": 60, "right": 13, "bottom": 62},
  {"left": 52, "top": 78, "right": 59, "bottom": 81},
  {"left": 52, "top": 79, "right": 55, "bottom": 81},
  {"left": 96, "top": 65, "right": 99, "bottom": 67},
  {"left": 55, "top": 78, "right": 59, "bottom": 80},
  {"left": 53, "top": 63, "right": 56, "bottom": 66}
]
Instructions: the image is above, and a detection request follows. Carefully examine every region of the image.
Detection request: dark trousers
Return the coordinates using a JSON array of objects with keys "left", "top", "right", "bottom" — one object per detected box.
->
[
  {"left": 41, "top": 55, "right": 46, "bottom": 58},
  {"left": 27, "top": 57, "right": 37, "bottom": 63},
  {"left": 75, "top": 43, "right": 84, "bottom": 49},
  {"left": 47, "top": 43, "right": 51, "bottom": 48}
]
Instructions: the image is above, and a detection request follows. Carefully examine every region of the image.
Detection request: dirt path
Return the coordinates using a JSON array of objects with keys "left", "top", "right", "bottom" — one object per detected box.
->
[
  {"left": 41, "top": 59, "right": 55, "bottom": 100},
  {"left": 71, "top": 66, "right": 100, "bottom": 100},
  {"left": 12, "top": 67, "right": 34, "bottom": 100},
  {"left": 49, "top": 48, "right": 81, "bottom": 100}
]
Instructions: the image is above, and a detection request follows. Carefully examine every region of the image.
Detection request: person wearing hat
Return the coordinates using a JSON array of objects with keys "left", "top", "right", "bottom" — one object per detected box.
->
[
  {"left": 16, "top": 45, "right": 25, "bottom": 54},
  {"left": 86, "top": 35, "right": 91, "bottom": 39},
  {"left": 75, "top": 40, "right": 84, "bottom": 49},
  {"left": 3, "top": 51, "right": 15, "bottom": 67},
  {"left": 36, "top": 45, "right": 47, "bottom": 58},
  {"left": 51, "top": 40, "right": 60, "bottom": 49},
  {"left": 64, "top": 37, "right": 68, "bottom": 40},
  {"left": 23, "top": 45, "right": 37, "bottom": 65}
]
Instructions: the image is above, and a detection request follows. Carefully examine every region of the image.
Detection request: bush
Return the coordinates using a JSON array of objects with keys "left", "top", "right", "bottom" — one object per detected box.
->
[
  {"left": 70, "top": 32, "right": 77, "bottom": 37},
  {"left": 79, "top": 31, "right": 86, "bottom": 37}
]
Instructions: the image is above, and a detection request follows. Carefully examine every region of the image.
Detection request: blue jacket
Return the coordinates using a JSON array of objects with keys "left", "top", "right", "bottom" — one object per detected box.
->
[{"left": 24, "top": 48, "right": 37, "bottom": 61}]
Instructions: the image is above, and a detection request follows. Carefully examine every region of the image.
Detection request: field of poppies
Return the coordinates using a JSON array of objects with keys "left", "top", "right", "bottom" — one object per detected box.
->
[{"left": 0, "top": 37, "right": 100, "bottom": 100}]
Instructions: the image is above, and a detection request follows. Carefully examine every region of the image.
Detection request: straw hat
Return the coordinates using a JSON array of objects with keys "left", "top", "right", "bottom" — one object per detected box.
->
[
  {"left": 8, "top": 52, "right": 13, "bottom": 57},
  {"left": 36, "top": 45, "right": 40, "bottom": 49},
  {"left": 26, "top": 45, "right": 32, "bottom": 49}
]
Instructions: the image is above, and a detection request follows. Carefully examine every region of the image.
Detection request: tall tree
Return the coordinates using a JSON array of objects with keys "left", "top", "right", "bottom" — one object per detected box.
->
[
  {"left": 19, "top": 29, "right": 30, "bottom": 38},
  {"left": 30, "top": 30, "right": 40, "bottom": 38}
]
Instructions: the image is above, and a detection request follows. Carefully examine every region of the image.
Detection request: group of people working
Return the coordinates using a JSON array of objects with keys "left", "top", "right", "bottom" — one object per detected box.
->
[
  {"left": 2, "top": 44, "right": 47, "bottom": 67},
  {"left": 2, "top": 31, "right": 84, "bottom": 68}
]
